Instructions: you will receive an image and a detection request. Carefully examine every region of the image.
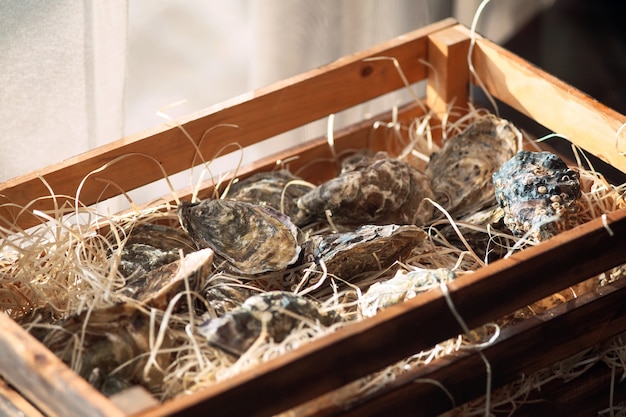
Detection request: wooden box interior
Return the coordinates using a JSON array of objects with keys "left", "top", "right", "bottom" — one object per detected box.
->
[{"left": 0, "top": 19, "right": 625, "bottom": 417}]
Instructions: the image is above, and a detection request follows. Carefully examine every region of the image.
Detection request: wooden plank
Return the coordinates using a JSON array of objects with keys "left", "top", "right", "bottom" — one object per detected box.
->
[
  {"left": 163, "top": 100, "right": 428, "bottom": 205},
  {"left": 0, "top": 379, "right": 44, "bottom": 417},
  {"left": 426, "top": 24, "right": 471, "bottom": 118},
  {"left": 0, "top": 313, "right": 126, "bottom": 417},
  {"left": 0, "top": 18, "right": 457, "bottom": 232},
  {"left": 134, "top": 206, "right": 626, "bottom": 417},
  {"left": 323, "top": 272, "right": 626, "bottom": 416},
  {"left": 110, "top": 386, "right": 160, "bottom": 416},
  {"left": 492, "top": 362, "right": 626, "bottom": 417},
  {"left": 471, "top": 36, "right": 626, "bottom": 173}
]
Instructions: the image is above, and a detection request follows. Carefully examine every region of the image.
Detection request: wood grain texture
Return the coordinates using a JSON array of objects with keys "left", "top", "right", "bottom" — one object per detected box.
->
[
  {"left": 317, "top": 275, "right": 626, "bottom": 416},
  {"left": 472, "top": 36, "right": 626, "bottom": 173},
  {"left": 0, "top": 313, "right": 125, "bottom": 417},
  {"left": 0, "top": 379, "right": 44, "bottom": 417},
  {"left": 426, "top": 24, "right": 471, "bottom": 118}
]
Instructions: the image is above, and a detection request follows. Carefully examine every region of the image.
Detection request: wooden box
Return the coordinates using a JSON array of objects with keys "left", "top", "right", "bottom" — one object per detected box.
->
[{"left": 1, "top": 18, "right": 625, "bottom": 417}]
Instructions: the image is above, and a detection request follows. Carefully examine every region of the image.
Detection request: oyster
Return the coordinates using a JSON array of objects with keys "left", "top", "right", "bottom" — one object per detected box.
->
[
  {"left": 294, "top": 152, "right": 434, "bottom": 227},
  {"left": 116, "top": 223, "right": 196, "bottom": 278},
  {"left": 304, "top": 224, "right": 427, "bottom": 281},
  {"left": 227, "top": 170, "right": 311, "bottom": 219},
  {"left": 203, "top": 276, "right": 257, "bottom": 317},
  {"left": 198, "top": 291, "right": 338, "bottom": 356},
  {"left": 40, "top": 303, "right": 172, "bottom": 396},
  {"left": 361, "top": 268, "right": 455, "bottom": 317},
  {"left": 425, "top": 115, "right": 521, "bottom": 218},
  {"left": 493, "top": 150, "right": 581, "bottom": 241},
  {"left": 178, "top": 199, "right": 301, "bottom": 275},
  {"left": 123, "top": 247, "right": 214, "bottom": 310}
]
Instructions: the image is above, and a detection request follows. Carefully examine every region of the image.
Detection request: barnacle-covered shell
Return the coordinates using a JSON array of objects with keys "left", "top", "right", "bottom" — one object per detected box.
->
[
  {"left": 40, "top": 303, "right": 172, "bottom": 396},
  {"left": 294, "top": 152, "right": 434, "bottom": 227},
  {"left": 227, "top": 170, "right": 311, "bottom": 219},
  {"left": 198, "top": 291, "right": 338, "bottom": 356},
  {"left": 178, "top": 200, "right": 301, "bottom": 275},
  {"left": 493, "top": 150, "right": 581, "bottom": 241},
  {"left": 116, "top": 223, "right": 196, "bottom": 278},
  {"left": 425, "top": 115, "right": 521, "bottom": 218},
  {"left": 123, "top": 248, "right": 213, "bottom": 310},
  {"left": 304, "top": 224, "right": 427, "bottom": 280},
  {"left": 361, "top": 268, "right": 455, "bottom": 317}
]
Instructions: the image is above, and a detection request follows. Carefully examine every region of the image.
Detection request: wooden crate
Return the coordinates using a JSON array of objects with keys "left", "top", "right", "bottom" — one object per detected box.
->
[{"left": 1, "top": 18, "right": 626, "bottom": 417}]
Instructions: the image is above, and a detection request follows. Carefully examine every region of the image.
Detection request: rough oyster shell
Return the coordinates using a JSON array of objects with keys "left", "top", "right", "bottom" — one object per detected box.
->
[
  {"left": 178, "top": 199, "right": 301, "bottom": 275},
  {"left": 198, "top": 291, "right": 338, "bottom": 356},
  {"left": 203, "top": 276, "right": 256, "bottom": 317},
  {"left": 40, "top": 303, "right": 172, "bottom": 396},
  {"left": 361, "top": 268, "right": 456, "bottom": 317},
  {"left": 425, "top": 115, "right": 521, "bottom": 218},
  {"left": 123, "top": 248, "right": 214, "bottom": 310},
  {"left": 115, "top": 223, "right": 196, "bottom": 278},
  {"left": 493, "top": 150, "right": 581, "bottom": 241},
  {"left": 294, "top": 152, "right": 434, "bottom": 227},
  {"left": 227, "top": 170, "right": 311, "bottom": 219},
  {"left": 304, "top": 224, "right": 427, "bottom": 280}
]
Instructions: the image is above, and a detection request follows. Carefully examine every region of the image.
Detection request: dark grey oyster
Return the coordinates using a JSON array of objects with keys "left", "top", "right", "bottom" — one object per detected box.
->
[
  {"left": 198, "top": 291, "right": 338, "bottom": 356},
  {"left": 123, "top": 248, "right": 213, "bottom": 310},
  {"left": 361, "top": 268, "right": 456, "bottom": 317},
  {"left": 40, "top": 303, "right": 172, "bottom": 396},
  {"left": 425, "top": 115, "right": 521, "bottom": 218},
  {"left": 338, "top": 150, "right": 375, "bottom": 174},
  {"left": 493, "top": 150, "right": 581, "bottom": 241},
  {"left": 177, "top": 199, "right": 301, "bottom": 275},
  {"left": 227, "top": 170, "right": 311, "bottom": 219},
  {"left": 304, "top": 224, "right": 427, "bottom": 280},
  {"left": 294, "top": 152, "right": 434, "bottom": 227},
  {"left": 116, "top": 223, "right": 196, "bottom": 278},
  {"left": 203, "top": 276, "right": 257, "bottom": 317}
]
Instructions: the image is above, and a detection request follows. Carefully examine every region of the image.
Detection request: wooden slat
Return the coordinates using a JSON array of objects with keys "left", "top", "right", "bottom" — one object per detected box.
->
[
  {"left": 161, "top": 100, "right": 428, "bottom": 206},
  {"left": 0, "top": 313, "right": 125, "bottom": 417},
  {"left": 472, "top": 35, "right": 626, "bottom": 173},
  {"left": 322, "top": 273, "right": 626, "bottom": 416},
  {"left": 134, "top": 205, "right": 626, "bottom": 417},
  {"left": 425, "top": 24, "right": 471, "bottom": 117},
  {"left": 0, "top": 18, "right": 458, "bottom": 232},
  {"left": 110, "top": 386, "right": 160, "bottom": 416},
  {"left": 0, "top": 379, "right": 44, "bottom": 417}
]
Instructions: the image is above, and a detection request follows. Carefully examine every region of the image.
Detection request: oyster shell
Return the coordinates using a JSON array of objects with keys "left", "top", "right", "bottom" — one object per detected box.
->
[
  {"left": 361, "top": 268, "right": 456, "bottom": 317},
  {"left": 493, "top": 150, "right": 581, "bottom": 241},
  {"left": 425, "top": 115, "right": 521, "bottom": 218},
  {"left": 116, "top": 223, "right": 196, "bottom": 278},
  {"left": 40, "top": 303, "right": 172, "bottom": 396},
  {"left": 178, "top": 199, "right": 301, "bottom": 275},
  {"left": 227, "top": 170, "right": 311, "bottom": 219},
  {"left": 198, "top": 291, "right": 338, "bottom": 356},
  {"left": 294, "top": 152, "right": 434, "bottom": 227},
  {"left": 123, "top": 248, "right": 214, "bottom": 310},
  {"left": 304, "top": 224, "right": 427, "bottom": 280},
  {"left": 203, "top": 276, "right": 256, "bottom": 317}
]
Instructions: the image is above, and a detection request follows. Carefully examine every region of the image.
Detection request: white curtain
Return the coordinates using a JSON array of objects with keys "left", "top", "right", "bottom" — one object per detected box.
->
[
  {"left": 0, "top": 1, "right": 126, "bottom": 181},
  {"left": 0, "top": 0, "right": 553, "bottom": 186}
]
